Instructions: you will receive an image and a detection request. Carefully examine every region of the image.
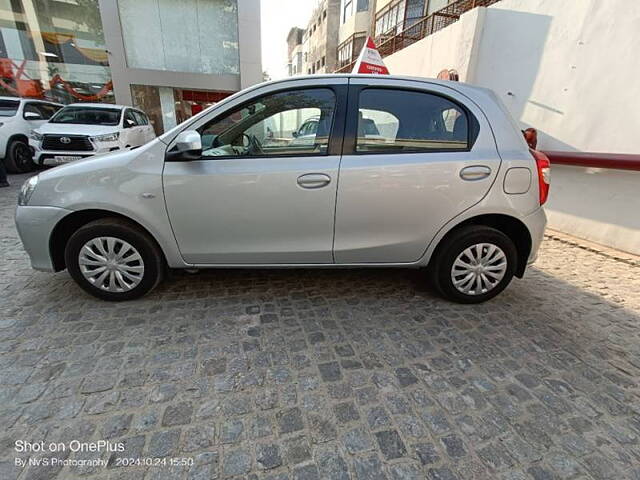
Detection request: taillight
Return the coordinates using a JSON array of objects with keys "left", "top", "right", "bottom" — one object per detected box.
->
[{"left": 531, "top": 149, "right": 550, "bottom": 205}]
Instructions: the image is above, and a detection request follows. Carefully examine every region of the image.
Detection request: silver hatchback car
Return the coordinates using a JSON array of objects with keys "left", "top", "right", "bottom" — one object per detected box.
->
[{"left": 15, "top": 75, "right": 548, "bottom": 303}]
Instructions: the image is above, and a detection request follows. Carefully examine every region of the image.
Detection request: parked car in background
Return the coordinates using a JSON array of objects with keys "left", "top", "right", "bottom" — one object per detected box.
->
[
  {"left": 15, "top": 75, "right": 549, "bottom": 303},
  {"left": 30, "top": 103, "right": 155, "bottom": 166},
  {"left": 0, "top": 97, "right": 62, "bottom": 173}
]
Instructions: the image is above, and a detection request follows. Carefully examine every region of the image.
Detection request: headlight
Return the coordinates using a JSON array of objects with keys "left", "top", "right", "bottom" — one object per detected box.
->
[
  {"left": 29, "top": 130, "right": 42, "bottom": 141},
  {"left": 18, "top": 175, "right": 39, "bottom": 206},
  {"left": 91, "top": 132, "right": 119, "bottom": 142}
]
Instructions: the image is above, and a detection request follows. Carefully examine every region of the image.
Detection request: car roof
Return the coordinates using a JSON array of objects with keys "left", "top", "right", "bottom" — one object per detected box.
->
[
  {"left": 64, "top": 103, "right": 128, "bottom": 110},
  {"left": 0, "top": 96, "right": 62, "bottom": 105},
  {"left": 263, "top": 74, "right": 496, "bottom": 97}
]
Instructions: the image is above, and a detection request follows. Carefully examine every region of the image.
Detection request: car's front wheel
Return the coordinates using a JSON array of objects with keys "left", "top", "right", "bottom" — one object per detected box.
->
[
  {"left": 430, "top": 225, "right": 517, "bottom": 304},
  {"left": 5, "top": 139, "right": 35, "bottom": 173},
  {"left": 65, "top": 218, "right": 165, "bottom": 301}
]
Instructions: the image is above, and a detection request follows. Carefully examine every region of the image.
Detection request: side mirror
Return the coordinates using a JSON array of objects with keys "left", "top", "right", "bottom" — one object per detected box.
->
[
  {"left": 174, "top": 130, "right": 202, "bottom": 154},
  {"left": 125, "top": 119, "right": 136, "bottom": 128},
  {"left": 24, "top": 111, "right": 43, "bottom": 120},
  {"left": 166, "top": 130, "right": 202, "bottom": 162},
  {"left": 292, "top": 131, "right": 299, "bottom": 138}
]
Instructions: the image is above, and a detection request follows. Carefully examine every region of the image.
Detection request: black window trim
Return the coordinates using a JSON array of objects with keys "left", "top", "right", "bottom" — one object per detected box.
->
[
  {"left": 342, "top": 84, "right": 480, "bottom": 157},
  {"left": 166, "top": 84, "right": 348, "bottom": 162}
]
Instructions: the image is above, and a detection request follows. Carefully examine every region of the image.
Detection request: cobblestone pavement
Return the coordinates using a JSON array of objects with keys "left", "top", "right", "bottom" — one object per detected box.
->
[{"left": 1, "top": 173, "right": 640, "bottom": 480}]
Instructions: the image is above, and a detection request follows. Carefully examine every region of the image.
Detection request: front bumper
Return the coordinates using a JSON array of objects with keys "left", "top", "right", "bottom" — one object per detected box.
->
[
  {"left": 15, "top": 205, "right": 72, "bottom": 272},
  {"left": 29, "top": 140, "right": 121, "bottom": 165}
]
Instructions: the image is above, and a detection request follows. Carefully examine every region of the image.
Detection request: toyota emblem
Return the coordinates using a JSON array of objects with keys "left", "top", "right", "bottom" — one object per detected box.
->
[{"left": 60, "top": 137, "right": 71, "bottom": 144}]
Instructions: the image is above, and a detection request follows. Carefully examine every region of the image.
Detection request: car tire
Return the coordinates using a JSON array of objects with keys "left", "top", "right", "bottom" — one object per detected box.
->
[
  {"left": 65, "top": 218, "right": 165, "bottom": 301},
  {"left": 5, "top": 139, "right": 35, "bottom": 173},
  {"left": 429, "top": 225, "right": 517, "bottom": 304}
]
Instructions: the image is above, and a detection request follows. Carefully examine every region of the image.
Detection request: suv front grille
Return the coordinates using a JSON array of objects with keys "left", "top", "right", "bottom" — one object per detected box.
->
[{"left": 42, "top": 135, "right": 94, "bottom": 152}]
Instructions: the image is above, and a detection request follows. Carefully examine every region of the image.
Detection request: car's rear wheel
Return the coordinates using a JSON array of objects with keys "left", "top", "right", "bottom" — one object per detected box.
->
[
  {"left": 5, "top": 139, "right": 35, "bottom": 173},
  {"left": 430, "top": 225, "right": 517, "bottom": 304},
  {"left": 65, "top": 218, "right": 165, "bottom": 301}
]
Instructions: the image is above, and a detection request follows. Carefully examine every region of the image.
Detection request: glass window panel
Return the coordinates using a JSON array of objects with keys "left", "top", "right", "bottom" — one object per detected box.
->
[
  {"left": 356, "top": 89, "right": 468, "bottom": 153},
  {"left": 357, "top": 0, "right": 369, "bottom": 12},
  {"left": 0, "top": 99, "right": 20, "bottom": 116},
  {"left": 0, "top": 0, "right": 113, "bottom": 104},
  {"left": 50, "top": 106, "right": 121, "bottom": 125},
  {"left": 198, "top": 88, "right": 336, "bottom": 158},
  {"left": 118, "top": 0, "right": 240, "bottom": 75}
]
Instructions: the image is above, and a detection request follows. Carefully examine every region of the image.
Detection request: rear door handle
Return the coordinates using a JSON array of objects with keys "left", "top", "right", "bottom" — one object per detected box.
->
[
  {"left": 460, "top": 165, "right": 491, "bottom": 181},
  {"left": 297, "top": 173, "right": 331, "bottom": 189}
]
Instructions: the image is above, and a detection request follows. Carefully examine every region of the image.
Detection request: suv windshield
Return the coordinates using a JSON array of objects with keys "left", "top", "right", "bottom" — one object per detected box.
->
[
  {"left": 0, "top": 99, "right": 20, "bottom": 117},
  {"left": 50, "top": 107, "right": 121, "bottom": 126}
]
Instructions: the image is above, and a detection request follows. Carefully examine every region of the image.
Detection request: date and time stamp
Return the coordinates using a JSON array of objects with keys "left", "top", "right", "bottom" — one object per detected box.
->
[{"left": 14, "top": 440, "right": 194, "bottom": 470}]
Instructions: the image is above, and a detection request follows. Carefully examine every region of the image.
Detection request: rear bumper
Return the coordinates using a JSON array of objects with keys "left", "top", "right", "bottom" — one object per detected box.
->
[
  {"left": 15, "top": 205, "right": 72, "bottom": 272},
  {"left": 523, "top": 206, "right": 547, "bottom": 265}
]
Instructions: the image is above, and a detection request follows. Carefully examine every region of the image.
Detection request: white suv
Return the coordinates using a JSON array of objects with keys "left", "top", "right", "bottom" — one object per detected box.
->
[
  {"left": 30, "top": 103, "right": 156, "bottom": 166},
  {"left": 0, "top": 97, "right": 62, "bottom": 173}
]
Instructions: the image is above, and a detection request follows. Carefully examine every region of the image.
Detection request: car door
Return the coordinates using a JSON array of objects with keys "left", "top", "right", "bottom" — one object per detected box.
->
[
  {"left": 333, "top": 78, "right": 501, "bottom": 264},
  {"left": 163, "top": 81, "right": 347, "bottom": 264},
  {"left": 137, "top": 111, "right": 156, "bottom": 142}
]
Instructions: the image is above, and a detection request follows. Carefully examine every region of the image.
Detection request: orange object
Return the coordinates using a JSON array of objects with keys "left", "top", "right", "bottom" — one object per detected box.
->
[
  {"left": 523, "top": 128, "right": 538, "bottom": 149},
  {"left": 0, "top": 59, "right": 14, "bottom": 79},
  {"left": 16, "top": 79, "right": 44, "bottom": 98}
]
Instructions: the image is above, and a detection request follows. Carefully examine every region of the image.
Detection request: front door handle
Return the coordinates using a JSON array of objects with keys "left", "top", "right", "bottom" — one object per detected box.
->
[
  {"left": 460, "top": 165, "right": 491, "bottom": 181},
  {"left": 297, "top": 173, "right": 331, "bottom": 189}
]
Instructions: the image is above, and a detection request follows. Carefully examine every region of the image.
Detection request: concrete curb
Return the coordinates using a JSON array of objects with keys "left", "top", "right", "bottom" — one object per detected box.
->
[{"left": 545, "top": 228, "right": 640, "bottom": 267}]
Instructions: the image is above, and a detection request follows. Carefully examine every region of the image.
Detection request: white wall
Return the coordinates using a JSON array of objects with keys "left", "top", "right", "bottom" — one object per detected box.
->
[
  {"left": 384, "top": 8, "right": 483, "bottom": 81},
  {"left": 339, "top": 10, "right": 372, "bottom": 43},
  {"left": 383, "top": 0, "right": 640, "bottom": 254},
  {"left": 546, "top": 166, "right": 640, "bottom": 255},
  {"left": 475, "top": 0, "right": 640, "bottom": 154},
  {"left": 385, "top": 0, "right": 640, "bottom": 154}
]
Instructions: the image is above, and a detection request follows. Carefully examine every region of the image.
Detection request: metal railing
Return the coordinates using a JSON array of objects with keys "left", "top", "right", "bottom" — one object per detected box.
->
[
  {"left": 336, "top": 32, "right": 368, "bottom": 72},
  {"left": 336, "top": 0, "right": 501, "bottom": 72}
]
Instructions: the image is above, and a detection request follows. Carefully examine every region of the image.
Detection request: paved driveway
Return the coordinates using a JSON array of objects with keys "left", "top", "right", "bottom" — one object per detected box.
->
[{"left": 1, "top": 173, "right": 639, "bottom": 480}]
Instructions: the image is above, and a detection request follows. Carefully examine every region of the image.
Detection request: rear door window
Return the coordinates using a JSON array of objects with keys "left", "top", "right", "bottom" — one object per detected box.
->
[
  {"left": 0, "top": 99, "right": 20, "bottom": 117},
  {"left": 356, "top": 88, "right": 469, "bottom": 153}
]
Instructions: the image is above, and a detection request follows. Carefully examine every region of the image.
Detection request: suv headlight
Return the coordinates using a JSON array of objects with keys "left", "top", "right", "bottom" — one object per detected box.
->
[
  {"left": 18, "top": 175, "right": 39, "bottom": 206},
  {"left": 29, "top": 130, "right": 43, "bottom": 141},
  {"left": 91, "top": 132, "right": 119, "bottom": 142}
]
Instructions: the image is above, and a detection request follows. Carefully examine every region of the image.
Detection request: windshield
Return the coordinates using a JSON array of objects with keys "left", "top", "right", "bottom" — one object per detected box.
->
[
  {"left": 0, "top": 99, "right": 19, "bottom": 117},
  {"left": 50, "top": 106, "right": 121, "bottom": 126}
]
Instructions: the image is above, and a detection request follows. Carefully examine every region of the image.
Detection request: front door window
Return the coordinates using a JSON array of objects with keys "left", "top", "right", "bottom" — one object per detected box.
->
[{"left": 198, "top": 88, "right": 337, "bottom": 158}]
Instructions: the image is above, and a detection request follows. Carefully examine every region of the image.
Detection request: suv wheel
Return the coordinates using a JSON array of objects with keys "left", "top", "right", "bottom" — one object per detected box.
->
[
  {"left": 5, "top": 139, "right": 35, "bottom": 173},
  {"left": 430, "top": 225, "right": 517, "bottom": 304},
  {"left": 65, "top": 218, "right": 165, "bottom": 301}
]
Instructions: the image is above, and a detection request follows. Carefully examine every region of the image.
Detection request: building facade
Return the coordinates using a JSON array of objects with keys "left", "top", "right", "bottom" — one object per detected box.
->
[
  {"left": 286, "top": 27, "right": 304, "bottom": 76},
  {"left": 336, "top": 0, "right": 374, "bottom": 72},
  {"left": 372, "top": 0, "right": 458, "bottom": 43},
  {"left": 0, "top": 0, "right": 262, "bottom": 134},
  {"left": 301, "top": 0, "right": 340, "bottom": 75}
]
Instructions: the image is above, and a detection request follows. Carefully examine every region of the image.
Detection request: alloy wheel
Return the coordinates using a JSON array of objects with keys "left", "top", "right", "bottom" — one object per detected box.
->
[
  {"left": 450, "top": 242, "right": 507, "bottom": 296},
  {"left": 78, "top": 237, "right": 145, "bottom": 292}
]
